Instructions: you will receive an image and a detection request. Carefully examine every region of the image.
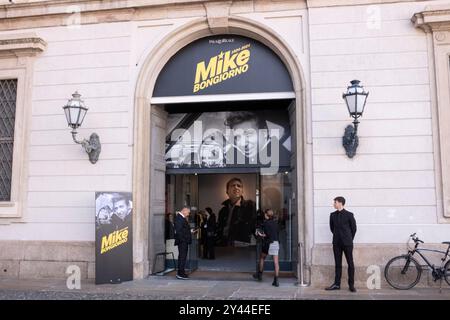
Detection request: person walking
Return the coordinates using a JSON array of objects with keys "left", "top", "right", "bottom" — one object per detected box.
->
[
  {"left": 252, "top": 209, "right": 280, "bottom": 287},
  {"left": 325, "top": 196, "right": 357, "bottom": 292},
  {"left": 174, "top": 206, "right": 196, "bottom": 280}
]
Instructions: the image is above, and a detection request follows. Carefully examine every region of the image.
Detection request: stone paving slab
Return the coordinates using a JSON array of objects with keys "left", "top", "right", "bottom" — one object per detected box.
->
[
  {"left": 0, "top": 277, "right": 450, "bottom": 300},
  {"left": 206, "top": 283, "right": 242, "bottom": 299}
]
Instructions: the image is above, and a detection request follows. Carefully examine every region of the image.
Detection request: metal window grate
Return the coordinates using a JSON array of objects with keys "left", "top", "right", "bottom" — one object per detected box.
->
[{"left": 0, "top": 79, "right": 17, "bottom": 202}]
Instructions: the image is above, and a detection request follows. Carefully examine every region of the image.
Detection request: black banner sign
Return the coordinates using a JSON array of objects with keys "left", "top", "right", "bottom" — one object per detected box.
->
[
  {"left": 153, "top": 35, "right": 293, "bottom": 97},
  {"left": 95, "top": 192, "right": 133, "bottom": 284}
]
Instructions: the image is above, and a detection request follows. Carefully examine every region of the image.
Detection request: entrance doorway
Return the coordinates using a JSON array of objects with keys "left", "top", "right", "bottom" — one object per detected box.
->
[
  {"left": 162, "top": 100, "right": 295, "bottom": 274},
  {"left": 166, "top": 173, "right": 258, "bottom": 273},
  {"left": 132, "top": 28, "right": 311, "bottom": 280},
  {"left": 141, "top": 33, "right": 307, "bottom": 279},
  {"left": 164, "top": 169, "right": 294, "bottom": 274}
]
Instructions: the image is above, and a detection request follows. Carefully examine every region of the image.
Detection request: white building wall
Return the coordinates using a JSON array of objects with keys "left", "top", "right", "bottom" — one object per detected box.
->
[
  {"left": 0, "top": 10, "right": 311, "bottom": 242},
  {"left": 0, "top": 0, "right": 448, "bottom": 248},
  {"left": 0, "top": 22, "right": 135, "bottom": 241},
  {"left": 237, "top": 8, "right": 310, "bottom": 78},
  {"left": 310, "top": 1, "right": 450, "bottom": 244}
]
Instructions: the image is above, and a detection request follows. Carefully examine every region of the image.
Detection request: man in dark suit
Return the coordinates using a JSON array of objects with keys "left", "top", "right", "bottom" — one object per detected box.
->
[
  {"left": 174, "top": 206, "right": 195, "bottom": 280},
  {"left": 325, "top": 196, "right": 357, "bottom": 292}
]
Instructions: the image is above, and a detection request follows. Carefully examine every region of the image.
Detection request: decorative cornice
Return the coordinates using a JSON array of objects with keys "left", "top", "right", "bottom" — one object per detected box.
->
[
  {"left": 412, "top": 4, "right": 450, "bottom": 33},
  {"left": 0, "top": 33, "right": 47, "bottom": 58},
  {"left": 0, "top": 0, "right": 309, "bottom": 31}
]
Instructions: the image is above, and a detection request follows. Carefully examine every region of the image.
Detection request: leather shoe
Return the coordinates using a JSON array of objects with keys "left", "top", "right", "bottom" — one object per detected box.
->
[
  {"left": 325, "top": 284, "right": 340, "bottom": 290},
  {"left": 272, "top": 277, "right": 279, "bottom": 287},
  {"left": 349, "top": 286, "right": 357, "bottom": 292},
  {"left": 176, "top": 274, "right": 189, "bottom": 280}
]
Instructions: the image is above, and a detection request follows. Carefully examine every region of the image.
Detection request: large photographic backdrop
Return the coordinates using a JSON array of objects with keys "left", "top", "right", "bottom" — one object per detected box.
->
[{"left": 165, "top": 109, "right": 291, "bottom": 173}]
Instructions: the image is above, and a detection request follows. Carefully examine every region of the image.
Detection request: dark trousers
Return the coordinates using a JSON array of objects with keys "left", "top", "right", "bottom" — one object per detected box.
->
[
  {"left": 177, "top": 242, "right": 189, "bottom": 275},
  {"left": 204, "top": 236, "right": 215, "bottom": 259},
  {"left": 333, "top": 244, "right": 355, "bottom": 287}
]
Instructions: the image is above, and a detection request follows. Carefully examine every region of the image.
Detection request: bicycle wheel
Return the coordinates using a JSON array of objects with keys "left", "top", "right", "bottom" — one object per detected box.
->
[
  {"left": 444, "top": 260, "right": 450, "bottom": 286},
  {"left": 384, "top": 255, "right": 422, "bottom": 290}
]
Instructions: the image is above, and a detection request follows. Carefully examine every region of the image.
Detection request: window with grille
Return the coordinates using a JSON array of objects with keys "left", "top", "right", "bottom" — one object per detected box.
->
[{"left": 0, "top": 79, "right": 17, "bottom": 202}]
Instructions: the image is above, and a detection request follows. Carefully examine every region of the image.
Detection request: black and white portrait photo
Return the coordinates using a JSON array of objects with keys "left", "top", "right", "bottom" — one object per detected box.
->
[{"left": 165, "top": 109, "right": 291, "bottom": 172}]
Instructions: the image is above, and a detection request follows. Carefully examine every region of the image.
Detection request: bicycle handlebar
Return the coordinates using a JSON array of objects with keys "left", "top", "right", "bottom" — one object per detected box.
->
[{"left": 410, "top": 233, "right": 424, "bottom": 244}]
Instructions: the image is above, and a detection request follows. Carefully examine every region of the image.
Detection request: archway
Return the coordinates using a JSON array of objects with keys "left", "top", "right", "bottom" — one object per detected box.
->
[{"left": 132, "top": 16, "right": 312, "bottom": 280}]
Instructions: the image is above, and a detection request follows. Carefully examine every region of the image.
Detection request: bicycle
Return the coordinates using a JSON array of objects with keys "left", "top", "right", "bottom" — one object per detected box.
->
[{"left": 384, "top": 233, "right": 450, "bottom": 290}]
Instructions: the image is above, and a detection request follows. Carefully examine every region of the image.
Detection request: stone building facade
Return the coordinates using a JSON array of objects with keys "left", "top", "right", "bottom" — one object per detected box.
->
[{"left": 0, "top": 0, "right": 450, "bottom": 287}]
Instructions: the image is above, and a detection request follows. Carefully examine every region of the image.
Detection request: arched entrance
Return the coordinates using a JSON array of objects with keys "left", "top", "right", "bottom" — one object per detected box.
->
[{"left": 132, "top": 16, "right": 312, "bottom": 280}]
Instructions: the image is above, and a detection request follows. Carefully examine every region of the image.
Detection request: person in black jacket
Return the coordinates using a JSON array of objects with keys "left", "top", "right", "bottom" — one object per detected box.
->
[
  {"left": 253, "top": 209, "right": 281, "bottom": 287},
  {"left": 325, "top": 196, "right": 357, "bottom": 292},
  {"left": 174, "top": 206, "right": 196, "bottom": 280}
]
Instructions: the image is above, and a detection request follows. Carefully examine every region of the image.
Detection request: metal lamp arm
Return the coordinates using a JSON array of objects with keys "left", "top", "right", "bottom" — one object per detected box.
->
[
  {"left": 352, "top": 117, "right": 360, "bottom": 134},
  {"left": 71, "top": 130, "right": 101, "bottom": 164},
  {"left": 72, "top": 131, "right": 91, "bottom": 148}
]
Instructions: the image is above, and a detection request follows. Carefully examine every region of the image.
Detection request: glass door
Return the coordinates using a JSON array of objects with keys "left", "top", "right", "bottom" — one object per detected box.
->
[
  {"left": 259, "top": 171, "right": 293, "bottom": 271},
  {"left": 165, "top": 174, "right": 199, "bottom": 273}
]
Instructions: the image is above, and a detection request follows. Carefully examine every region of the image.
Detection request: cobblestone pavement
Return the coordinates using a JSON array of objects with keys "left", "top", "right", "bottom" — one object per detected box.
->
[{"left": 0, "top": 276, "right": 449, "bottom": 300}]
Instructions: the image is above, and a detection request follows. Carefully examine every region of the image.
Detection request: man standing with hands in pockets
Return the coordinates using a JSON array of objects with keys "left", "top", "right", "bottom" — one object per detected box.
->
[{"left": 325, "top": 196, "right": 357, "bottom": 292}]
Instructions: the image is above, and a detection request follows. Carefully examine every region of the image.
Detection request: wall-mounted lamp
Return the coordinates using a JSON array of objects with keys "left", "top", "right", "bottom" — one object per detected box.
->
[
  {"left": 63, "top": 91, "right": 101, "bottom": 164},
  {"left": 342, "top": 80, "right": 369, "bottom": 158}
]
